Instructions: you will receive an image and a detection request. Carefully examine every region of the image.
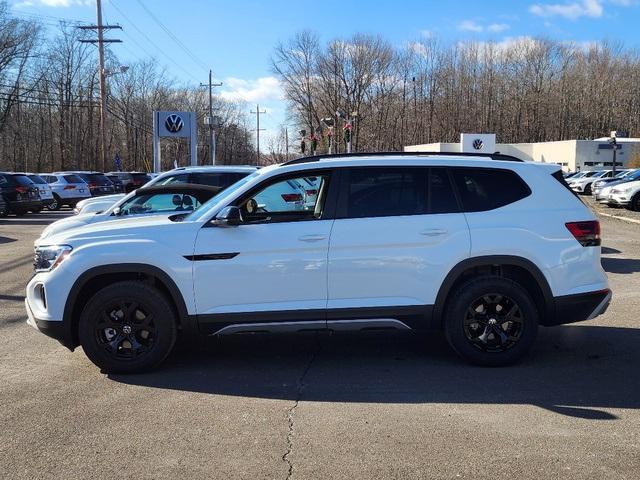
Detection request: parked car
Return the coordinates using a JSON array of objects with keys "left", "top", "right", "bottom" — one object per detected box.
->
[
  {"left": 606, "top": 179, "right": 640, "bottom": 210},
  {"left": 55, "top": 171, "right": 115, "bottom": 197},
  {"left": 24, "top": 173, "right": 55, "bottom": 211},
  {"left": 73, "top": 194, "right": 126, "bottom": 215},
  {"left": 40, "top": 184, "right": 221, "bottom": 239},
  {"left": 0, "top": 172, "right": 42, "bottom": 215},
  {"left": 106, "top": 171, "right": 152, "bottom": 193},
  {"left": 105, "top": 174, "right": 125, "bottom": 193},
  {"left": 41, "top": 173, "right": 92, "bottom": 210},
  {"left": 568, "top": 170, "right": 613, "bottom": 195},
  {"left": 27, "top": 152, "right": 610, "bottom": 373},
  {"left": 0, "top": 192, "right": 8, "bottom": 217},
  {"left": 594, "top": 169, "right": 640, "bottom": 203}
]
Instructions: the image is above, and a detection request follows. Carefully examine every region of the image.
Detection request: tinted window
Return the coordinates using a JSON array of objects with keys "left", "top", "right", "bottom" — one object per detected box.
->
[
  {"left": 156, "top": 174, "right": 189, "bottom": 185},
  {"left": 192, "top": 172, "right": 249, "bottom": 188},
  {"left": 452, "top": 168, "right": 531, "bottom": 212},
  {"left": 11, "top": 174, "right": 35, "bottom": 186},
  {"left": 28, "top": 175, "right": 47, "bottom": 185},
  {"left": 131, "top": 173, "right": 151, "bottom": 183},
  {"left": 429, "top": 168, "right": 458, "bottom": 214},
  {"left": 63, "top": 174, "right": 83, "bottom": 183},
  {"left": 344, "top": 168, "right": 428, "bottom": 218},
  {"left": 81, "top": 173, "right": 112, "bottom": 186}
]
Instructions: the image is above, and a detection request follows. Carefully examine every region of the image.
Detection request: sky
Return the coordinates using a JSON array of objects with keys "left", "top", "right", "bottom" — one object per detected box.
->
[{"left": 8, "top": 0, "right": 640, "bottom": 144}]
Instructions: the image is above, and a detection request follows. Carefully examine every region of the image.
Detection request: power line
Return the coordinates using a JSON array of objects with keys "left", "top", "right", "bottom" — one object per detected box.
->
[
  {"left": 108, "top": 0, "right": 200, "bottom": 83},
  {"left": 133, "top": 0, "right": 209, "bottom": 73}
]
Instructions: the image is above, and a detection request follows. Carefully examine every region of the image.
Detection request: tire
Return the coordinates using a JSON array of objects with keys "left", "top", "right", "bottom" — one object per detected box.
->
[
  {"left": 583, "top": 183, "right": 592, "bottom": 195},
  {"left": 78, "top": 281, "right": 177, "bottom": 373},
  {"left": 443, "top": 276, "right": 538, "bottom": 367},
  {"left": 629, "top": 193, "right": 640, "bottom": 212},
  {"left": 46, "top": 194, "right": 61, "bottom": 211}
]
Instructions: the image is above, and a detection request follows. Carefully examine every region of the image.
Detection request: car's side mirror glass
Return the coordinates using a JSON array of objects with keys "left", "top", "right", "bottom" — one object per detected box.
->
[{"left": 211, "top": 206, "right": 242, "bottom": 227}]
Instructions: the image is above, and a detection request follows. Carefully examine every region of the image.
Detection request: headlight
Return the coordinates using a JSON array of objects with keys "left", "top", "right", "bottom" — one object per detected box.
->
[{"left": 34, "top": 245, "right": 72, "bottom": 273}]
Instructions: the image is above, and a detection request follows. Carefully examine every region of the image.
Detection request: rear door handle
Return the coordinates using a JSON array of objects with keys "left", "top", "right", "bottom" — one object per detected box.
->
[
  {"left": 298, "top": 234, "right": 328, "bottom": 242},
  {"left": 420, "top": 229, "right": 448, "bottom": 237}
]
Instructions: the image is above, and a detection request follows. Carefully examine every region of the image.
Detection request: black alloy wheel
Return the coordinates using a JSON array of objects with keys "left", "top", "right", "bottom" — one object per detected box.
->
[
  {"left": 463, "top": 294, "right": 524, "bottom": 352},
  {"left": 444, "top": 276, "right": 538, "bottom": 366},
  {"left": 79, "top": 281, "right": 177, "bottom": 373}
]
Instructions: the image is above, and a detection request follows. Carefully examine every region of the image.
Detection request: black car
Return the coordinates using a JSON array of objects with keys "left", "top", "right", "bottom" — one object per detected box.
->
[
  {"left": 105, "top": 174, "right": 125, "bottom": 193},
  {"left": 0, "top": 172, "right": 42, "bottom": 215},
  {"left": 57, "top": 171, "right": 116, "bottom": 197}
]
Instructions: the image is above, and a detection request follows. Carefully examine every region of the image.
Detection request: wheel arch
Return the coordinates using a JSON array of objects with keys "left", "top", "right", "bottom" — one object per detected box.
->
[
  {"left": 63, "top": 263, "right": 193, "bottom": 350},
  {"left": 433, "top": 255, "right": 555, "bottom": 328}
]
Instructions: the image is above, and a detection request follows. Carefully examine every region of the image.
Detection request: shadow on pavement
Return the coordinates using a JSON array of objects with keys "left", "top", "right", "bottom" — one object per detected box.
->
[
  {"left": 110, "top": 325, "right": 638, "bottom": 420},
  {"left": 601, "top": 257, "right": 640, "bottom": 274}
]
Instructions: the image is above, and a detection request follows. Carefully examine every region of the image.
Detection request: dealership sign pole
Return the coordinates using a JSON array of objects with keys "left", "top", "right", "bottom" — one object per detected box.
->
[{"left": 153, "top": 111, "right": 198, "bottom": 173}]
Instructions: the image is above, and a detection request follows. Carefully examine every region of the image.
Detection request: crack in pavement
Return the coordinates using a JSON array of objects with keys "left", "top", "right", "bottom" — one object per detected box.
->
[{"left": 282, "top": 335, "right": 322, "bottom": 480}]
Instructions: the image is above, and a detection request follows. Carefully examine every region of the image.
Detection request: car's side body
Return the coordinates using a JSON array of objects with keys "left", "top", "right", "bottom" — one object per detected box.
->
[
  {"left": 27, "top": 156, "right": 610, "bottom": 364},
  {"left": 0, "top": 172, "right": 42, "bottom": 214},
  {"left": 41, "top": 173, "right": 91, "bottom": 209}
]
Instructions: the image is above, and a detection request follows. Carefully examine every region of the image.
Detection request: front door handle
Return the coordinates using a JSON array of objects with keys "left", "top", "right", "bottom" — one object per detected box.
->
[
  {"left": 420, "top": 229, "right": 448, "bottom": 237},
  {"left": 298, "top": 234, "right": 328, "bottom": 242}
]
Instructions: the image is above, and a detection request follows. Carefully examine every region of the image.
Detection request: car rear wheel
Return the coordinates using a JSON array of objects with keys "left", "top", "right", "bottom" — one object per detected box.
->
[
  {"left": 629, "top": 193, "right": 640, "bottom": 212},
  {"left": 46, "top": 194, "right": 61, "bottom": 211},
  {"left": 583, "top": 183, "right": 592, "bottom": 195},
  {"left": 78, "top": 281, "right": 177, "bottom": 373},
  {"left": 444, "top": 276, "right": 538, "bottom": 366}
]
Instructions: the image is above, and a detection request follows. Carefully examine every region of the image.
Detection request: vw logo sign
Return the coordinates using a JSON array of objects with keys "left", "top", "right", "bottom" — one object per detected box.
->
[
  {"left": 472, "top": 139, "right": 484, "bottom": 150},
  {"left": 165, "top": 114, "right": 184, "bottom": 133}
]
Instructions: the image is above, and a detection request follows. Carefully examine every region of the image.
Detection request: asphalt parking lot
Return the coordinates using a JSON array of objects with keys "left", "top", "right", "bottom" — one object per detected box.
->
[{"left": 0, "top": 210, "right": 639, "bottom": 479}]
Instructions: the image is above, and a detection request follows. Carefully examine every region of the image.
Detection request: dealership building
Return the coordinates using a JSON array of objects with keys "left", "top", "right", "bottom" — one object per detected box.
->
[{"left": 404, "top": 133, "right": 640, "bottom": 172}]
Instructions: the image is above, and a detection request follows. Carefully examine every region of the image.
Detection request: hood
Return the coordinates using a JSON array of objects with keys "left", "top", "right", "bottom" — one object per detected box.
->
[
  {"left": 39, "top": 213, "right": 100, "bottom": 241},
  {"left": 36, "top": 214, "right": 194, "bottom": 248}
]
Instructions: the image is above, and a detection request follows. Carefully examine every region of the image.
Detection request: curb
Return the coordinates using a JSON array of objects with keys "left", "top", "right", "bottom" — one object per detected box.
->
[{"left": 597, "top": 211, "right": 640, "bottom": 225}]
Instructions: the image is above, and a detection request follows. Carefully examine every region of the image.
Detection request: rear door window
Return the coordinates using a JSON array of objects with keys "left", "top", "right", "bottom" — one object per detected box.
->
[
  {"left": 192, "top": 172, "right": 249, "bottom": 188},
  {"left": 451, "top": 168, "right": 531, "bottom": 212}
]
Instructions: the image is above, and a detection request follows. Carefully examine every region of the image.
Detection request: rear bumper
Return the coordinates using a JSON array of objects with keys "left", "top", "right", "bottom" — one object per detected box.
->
[{"left": 547, "top": 289, "right": 612, "bottom": 326}]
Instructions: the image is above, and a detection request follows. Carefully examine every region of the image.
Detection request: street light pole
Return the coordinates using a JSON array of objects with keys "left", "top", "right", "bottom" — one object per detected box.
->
[{"left": 200, "top": 70, "right": 222, "bottom": 165}]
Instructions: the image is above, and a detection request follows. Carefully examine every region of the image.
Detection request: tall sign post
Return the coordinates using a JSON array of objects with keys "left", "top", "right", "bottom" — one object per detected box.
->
[{"left": 153, "top": 111, "right": 198, "bottom": 173}]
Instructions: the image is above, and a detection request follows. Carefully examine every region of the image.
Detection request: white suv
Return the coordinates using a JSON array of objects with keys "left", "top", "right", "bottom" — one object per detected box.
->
[{"left": 25, "top": 153, "right": 611, "bottom": 373}]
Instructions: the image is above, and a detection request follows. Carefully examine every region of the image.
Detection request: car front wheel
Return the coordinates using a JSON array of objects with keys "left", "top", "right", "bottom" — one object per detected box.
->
[
  {"left": 46, "top": 194, "right": 60, "bottom": 211},
  {"left": 444, "top": 276, "right": 538, "bottom": 366},
  {"left": 78, "top": 281, "right": 177, "bottom": 373}
]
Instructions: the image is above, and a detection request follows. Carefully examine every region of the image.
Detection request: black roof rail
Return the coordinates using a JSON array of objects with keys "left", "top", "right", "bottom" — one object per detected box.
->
[{"left": 282, "top": 151, "right": 524, "bottom": 166}]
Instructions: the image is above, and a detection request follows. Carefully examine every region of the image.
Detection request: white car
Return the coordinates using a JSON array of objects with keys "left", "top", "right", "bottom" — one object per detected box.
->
[
  {"left": 41, "top": 173, "right": 91, "bottom": 210},
  {"left": 594, "top": 170, "right": 640, "bottom": 203},
  {"left": 26, "top": 152, "right": 610, "bottom": 373},
  {"left": 568, "top": 170, "right": 612, "bottom": 195},
  {"left": 73, "top": 194, "right": 126, "bottom": 215},
  {"left": 40, "top": 166, "right": 258, "bottom": 239},
  {"left": 606, "top": 179, "right": 640, "bottom": 210}
]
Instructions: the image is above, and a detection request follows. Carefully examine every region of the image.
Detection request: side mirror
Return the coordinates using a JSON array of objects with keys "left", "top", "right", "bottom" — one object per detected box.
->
[
  {"left": 112, "top": 207, "right": 121, "bottom": 216},
  {"left": 212, "top": 206, "right": 242, "bottom": 227}
]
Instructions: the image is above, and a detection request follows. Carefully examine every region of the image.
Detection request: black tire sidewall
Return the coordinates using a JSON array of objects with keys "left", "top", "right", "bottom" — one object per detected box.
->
[
  {"left": 444, "top": 276, "right": 538, "bottom": 366},
  {"left": 78, "top": 281, "right": 177, "bottom": 373},
  {"left": 47, "top": 194, "right": 61, "bottom": 211}
]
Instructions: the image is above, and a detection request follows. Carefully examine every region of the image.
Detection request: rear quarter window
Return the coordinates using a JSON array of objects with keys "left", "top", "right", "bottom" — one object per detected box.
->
[
  {"left": 63, "top": 175, "right": 83, "bottom": 183},
  {"left": 451, "top": 167, "right": 531, "bottom": 212}
]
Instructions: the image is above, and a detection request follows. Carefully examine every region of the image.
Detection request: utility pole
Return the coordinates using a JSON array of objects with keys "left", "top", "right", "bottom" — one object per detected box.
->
[
  {"left": 79, "top": 0, "right": 122, "bottom": 172},
  {"left": 250, "top": 104, "right": 266, "bottom": 164},
  {"left": 200, "top": 70, "right": 222, "bottom": 165},
  {"left": 285, "top": 127, "right": 289, "bottom": 161}
]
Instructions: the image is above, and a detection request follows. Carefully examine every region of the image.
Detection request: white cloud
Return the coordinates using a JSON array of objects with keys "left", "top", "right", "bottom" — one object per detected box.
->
[
  {"left": 420, "top": 29, "right": 435, "bottom": 38},
  {"left": 219, "top": 76, "right": 283, "bottom": 104},
  {"left": 529, "top": 0, "right": 603, "bottom": 20},
  {"left": 487, "top": 23, "right": 510, "bottom": 32},
  {"left": 14, "top": 0, "right": 92, "bottom": 6},
  {"left": 457, "top": 20, "right": 511, "bottom": 33},
  {"left": 458, "top": 20, "right": 484, "bottom": 32}
]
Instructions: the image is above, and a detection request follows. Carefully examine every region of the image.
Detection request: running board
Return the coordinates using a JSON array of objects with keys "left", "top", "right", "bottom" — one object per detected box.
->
[{"left": 212, "top": 319, "right": 412, "bottom": 336}]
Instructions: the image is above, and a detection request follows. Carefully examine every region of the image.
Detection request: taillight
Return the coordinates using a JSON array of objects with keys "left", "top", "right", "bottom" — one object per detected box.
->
[
  {"left": 281, "top": 193, "right": 303, "bottom": 203},
  {"left": 88, "top": 182, "right": 97, "bottom": 188},
  {"left": 566, "top": 221, "right": 601, "bottom": 247},
  {"left": 64, "top": 185, "right": 75, "bottom": 190},
  {"left": 15, "top": 186, "right": 28, "bottom": 193},
  {"left": 305, "top": 189, "right": 317, "bottom": 196}
]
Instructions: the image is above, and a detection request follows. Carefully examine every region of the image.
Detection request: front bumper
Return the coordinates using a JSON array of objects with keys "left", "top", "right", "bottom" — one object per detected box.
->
[
  {"left": 25, "top": 297, "right": 74, "bottom": 350},
  {"left": 606, "top": 195, "right": 629, "bottom": 206},
  {"left": 547, "top": 289, "right": 612, "bottom": 326}
]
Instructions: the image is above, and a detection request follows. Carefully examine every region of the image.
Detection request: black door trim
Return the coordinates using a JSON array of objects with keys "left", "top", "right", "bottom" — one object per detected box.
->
[{"left": 184, "top": 253, "right": 239, "bottom": 261}]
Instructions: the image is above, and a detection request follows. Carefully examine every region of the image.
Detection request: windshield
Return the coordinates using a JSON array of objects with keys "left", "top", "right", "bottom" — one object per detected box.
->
[
  {"left": 117, "top": 192, "right": 203, "bottom": 216},
  {"left": 184, "top": 169, "right": 263, "bottom": 222}
]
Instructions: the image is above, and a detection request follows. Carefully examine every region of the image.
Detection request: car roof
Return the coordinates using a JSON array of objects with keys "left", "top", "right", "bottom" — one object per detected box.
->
[{"left": 165, "top": 165, "right": 258, "bottom": 173}]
